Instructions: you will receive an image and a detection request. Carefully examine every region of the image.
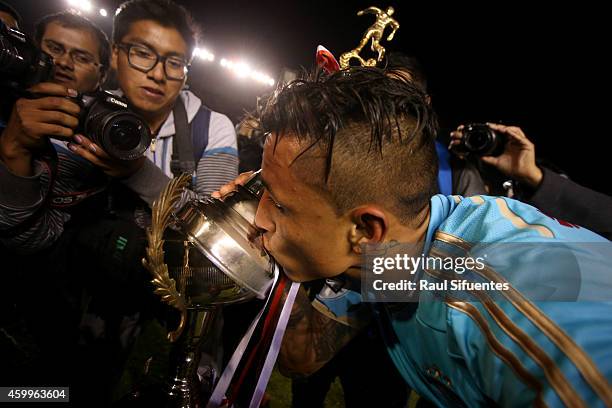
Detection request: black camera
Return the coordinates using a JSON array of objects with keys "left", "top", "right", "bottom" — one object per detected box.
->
[
  {"left": 459, "top": 123, "right": 506, "bottom": 157},
  {"left": 0, "top": 20, "right": 151, "bottom": 161},
  {"left": 79, "top": 91, "right": 152, "bottom": 161},
  {"left": 0, "top": 19, "right": 54, "bottom": 88}
]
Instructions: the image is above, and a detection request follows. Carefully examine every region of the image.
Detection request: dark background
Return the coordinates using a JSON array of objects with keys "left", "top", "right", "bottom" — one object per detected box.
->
[{"left": 8, "top": 0, "right": 611, "bottom": 195}]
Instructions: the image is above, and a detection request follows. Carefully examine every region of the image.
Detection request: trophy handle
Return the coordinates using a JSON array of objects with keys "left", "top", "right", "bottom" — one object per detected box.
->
[{"left": 142, "top": 174, "right": 190, "bottom": 342}]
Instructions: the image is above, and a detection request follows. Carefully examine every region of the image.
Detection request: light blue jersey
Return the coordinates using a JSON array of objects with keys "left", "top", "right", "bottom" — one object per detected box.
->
[{"left": 320, "top": 194, "right": 612, "bottom": 407}]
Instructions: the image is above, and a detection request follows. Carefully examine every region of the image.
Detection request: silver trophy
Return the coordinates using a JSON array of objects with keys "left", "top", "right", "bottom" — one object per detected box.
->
[{"left": 143, "top": 172, "right": 273, "bottom": 407}]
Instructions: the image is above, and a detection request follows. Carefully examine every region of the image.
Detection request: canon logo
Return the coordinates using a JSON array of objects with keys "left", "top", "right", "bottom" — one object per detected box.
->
[{"left": 109, "top": 97, "right": 128, "bottom": 108}]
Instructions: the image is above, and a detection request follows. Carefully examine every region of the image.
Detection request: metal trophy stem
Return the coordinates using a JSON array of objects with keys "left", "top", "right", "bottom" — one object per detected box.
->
[{"left": 166, "top": 307, "right": 218, "bottom": 408}]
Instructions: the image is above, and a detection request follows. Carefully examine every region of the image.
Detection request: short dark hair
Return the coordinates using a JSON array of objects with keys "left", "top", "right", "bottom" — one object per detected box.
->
[
  {"left": 113, "top": 0, "right": 199, "bottom": 56},
  {"left": 0, "top": 1, "right": 22, "bottom": 27},
  {"left": 256, "top": 67, "right": 439, "bottom": 224},
  {"left": 387, "top": 52, "right": 428, "bottom": 92},
  {"left": 35, "top": 11, "right": 110, "bottom": 75}
]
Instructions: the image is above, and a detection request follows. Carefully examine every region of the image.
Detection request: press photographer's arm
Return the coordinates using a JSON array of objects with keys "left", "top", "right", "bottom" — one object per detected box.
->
[
  {"left": 449, "top": 123, "right": 542, "bottom": 188},
  {"left": 0, "top": 83, "right": 80, "bottom": 176},
  {"left": 450, "top": 123, "right": 612, "bottom": 239},
  {"left": 0, "top": 83, "right": 86, "bottom": 250},
  {"left": 63, "top": 133, "right": 145, "bottom": 179}
]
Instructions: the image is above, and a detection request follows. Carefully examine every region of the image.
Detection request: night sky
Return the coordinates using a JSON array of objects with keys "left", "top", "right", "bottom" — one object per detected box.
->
[{"left": 7, "top": 0, "right": 610, "bottom": 195}]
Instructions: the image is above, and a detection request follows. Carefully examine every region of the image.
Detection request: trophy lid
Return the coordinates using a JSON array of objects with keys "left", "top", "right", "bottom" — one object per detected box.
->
[{"left": 174, "top": 187, "right": 274, "bottom": 299}]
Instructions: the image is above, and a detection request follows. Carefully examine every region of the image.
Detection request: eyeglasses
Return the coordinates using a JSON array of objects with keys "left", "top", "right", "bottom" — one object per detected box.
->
[
  {"left": 117, "top": 43, "right": 190, "bottom": 81},
  {"left": 42, "top": 39, "right": 101, "bottom": 69}
]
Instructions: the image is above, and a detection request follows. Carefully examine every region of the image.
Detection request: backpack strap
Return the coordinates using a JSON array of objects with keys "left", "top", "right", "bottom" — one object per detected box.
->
[
  {"left": 170, "top": 99, "right": 212, "bottom": 179},
  {"left": 191, "top": 105, "right": 211, "bottom": 166},
  {"left": 170, "top": 97, "right": 195, "bottom": 178}
]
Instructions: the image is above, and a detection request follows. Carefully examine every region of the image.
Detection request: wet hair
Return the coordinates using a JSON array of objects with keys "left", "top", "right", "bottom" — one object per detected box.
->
[
  {"left": 0, "top": 1, "right": 22, "bottom": 27},
  {"left": 35, "top": 11, "right": 110, "bottom": 75},
  {"left": 256, "top": 67, "right": 439, "bottom": 224},
  {"left": 113, "top": 0, "right": 199, "bottom": 56},
  {"left": 387, "top": 52, "right": 428, "bottom": 92}
]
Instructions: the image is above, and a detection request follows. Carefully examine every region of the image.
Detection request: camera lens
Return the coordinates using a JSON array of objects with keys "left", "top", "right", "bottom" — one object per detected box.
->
[
  {"left": 108, "top": 119, "right": 142, "bottom": 151},
  {"left": 466, "top": 128, "right": 491, "bottom": 152},
  {"left": 461, "top": 124, "right": 506, "bottom": 157},
  {"left": 99, "top": 112, "right": 150, "bottom": 161}
]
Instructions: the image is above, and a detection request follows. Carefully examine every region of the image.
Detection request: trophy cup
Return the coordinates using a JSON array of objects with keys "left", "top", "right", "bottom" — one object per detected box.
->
[{"left": 143, "top": 172, "right": 274, "bottom": 407}]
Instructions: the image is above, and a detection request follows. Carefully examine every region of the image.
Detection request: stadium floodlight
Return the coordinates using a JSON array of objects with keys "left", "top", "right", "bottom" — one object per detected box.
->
[
  {"left": 218, "top": 57, "right": 275, "bottom": 87},
  {"left": 193, "top": 47, "right": 215, "bottom": 62},
  {"left": 67, "top": 0, "right": 93, "bottom": 12}
]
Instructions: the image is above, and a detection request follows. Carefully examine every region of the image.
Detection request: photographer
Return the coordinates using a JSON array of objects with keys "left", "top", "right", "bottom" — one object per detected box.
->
[
  {"left": 59, "top": 0, "right": 238, "bottom": 401},
  {"left": 450, "top": 123, "right": 612, "bottom": 239},
  {"left": 68, "top": 0, "right": 238, "bottom": 209},
  {"left": 0, "top": 11, "right": 112, "bottom": 250},
  {"left": 0, "top": 9, "right": 117, "bottom": 392}
]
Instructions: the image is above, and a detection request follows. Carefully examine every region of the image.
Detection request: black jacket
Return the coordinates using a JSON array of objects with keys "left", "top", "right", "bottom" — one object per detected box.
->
[{"left": 525, "top": 167, "right": 612, "bottom": 240}]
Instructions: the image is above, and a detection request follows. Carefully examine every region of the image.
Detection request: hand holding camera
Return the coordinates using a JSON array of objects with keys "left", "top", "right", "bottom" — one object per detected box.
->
[
  {"left": 1, "top": 20, "right": 151, "bottom": 178},
  {"left": 0, "top": 82, "right": 80, "bottom": 176},
  {"left": 450, "top": 123, "right": 543, "bottom": 188},
  {"left": 67, "top": 133, "right": 146, "bottom": 179},
  {"left": 0, "top": 85, "right": 151, "bottom": 178}
]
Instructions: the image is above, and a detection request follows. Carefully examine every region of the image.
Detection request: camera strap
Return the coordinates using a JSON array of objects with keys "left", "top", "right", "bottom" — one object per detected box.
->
[
  {"left": 170, "top": 97, "right": 195, "bottom": 179},
  {"left": 49, "top": 184, "right": 108, "bottom": 208}
]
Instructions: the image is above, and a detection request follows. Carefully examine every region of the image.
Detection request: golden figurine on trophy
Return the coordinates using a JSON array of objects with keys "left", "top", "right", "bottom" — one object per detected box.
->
[{"left": 339, "top": 6, "right": 400, "bottom": 69}]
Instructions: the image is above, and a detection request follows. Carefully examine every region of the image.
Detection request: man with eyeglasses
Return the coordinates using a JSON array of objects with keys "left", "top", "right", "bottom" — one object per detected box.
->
[
  {"left": 69, "top": 0, "right": 239, "bottom": 202},
  {"left": 0, "top": 9, "right": 118, "bottom": 392},
  {"left": 36, "top": 12, "right": 109, "bottom": 94},
  {"left": 62, "top": 0, "right": 238, "bottom": 400},
  {"left": 0, "top": 11, "right": 110, "bottom": 249}
]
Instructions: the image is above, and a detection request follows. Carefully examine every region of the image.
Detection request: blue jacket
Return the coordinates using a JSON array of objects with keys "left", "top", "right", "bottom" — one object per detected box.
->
[{"left": 318, "top": 194, "right": 612, "bottom": 407}]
